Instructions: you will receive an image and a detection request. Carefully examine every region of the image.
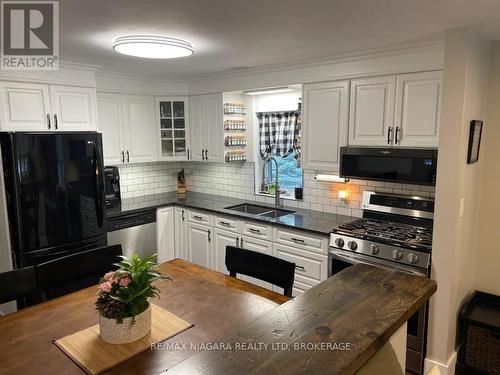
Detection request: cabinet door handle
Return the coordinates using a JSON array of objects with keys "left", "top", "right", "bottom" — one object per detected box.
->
[
  {"left": 207, "top": 230, "right": 211, "bottom": 242},
  {"left": 236, "top": 236, "right": 239, "bottom": 247},
  {"left": 54, "top": 114, "right": 58, "bottom": 130},
  {"left": 193, "top": 215, "right": 204, "bottom": 221},
  {"left": 240, "top": 238, "right": 244, "bottom": 248},
  {"left": 47, "top": 114, "right": 51, "bottom": 129},
  {"left": 187, "top": 149, "right": 190, "bottom": 160},
  {"left": 126, "top": 150, "right": 130, "bottom": 163},
  {"left": 219, "top": 221, "right": 230, "bottom": 227},
  {"left": 291, "top": 237, "right": 305, "bottom": 244},
  {"left": 395, "top": 126, "right": 400, "bottom": 145},
  {"left": 387, "top": 126, "right": 392, "bottom": 145},
  {"left": 248, "top": 228, "right": 261, "bottom": 234},
  {"left": 181, "top": 210, "right": 185, "bottom": 221},
  {"left": 121, "top": 151, "right": 125, "bottom": 164},
  {"left": 295, "top": 265, "right": 306, "bottom": 271},
  {"left": 205, "top": 149, "right": 208, "bottom": 161},
  {"left": 201, "top": 149, "right": 205, "bottom": 160}
]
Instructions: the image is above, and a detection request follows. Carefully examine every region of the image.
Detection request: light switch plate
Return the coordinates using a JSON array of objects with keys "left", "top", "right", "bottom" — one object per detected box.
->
[{"left": 459, "top": 198, "right": 465, "bottom": 217}]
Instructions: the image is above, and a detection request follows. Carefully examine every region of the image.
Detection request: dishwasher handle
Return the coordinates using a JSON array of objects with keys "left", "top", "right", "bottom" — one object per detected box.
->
[{"left": 107, "top": 210, "right": 156, "bottom": 232}]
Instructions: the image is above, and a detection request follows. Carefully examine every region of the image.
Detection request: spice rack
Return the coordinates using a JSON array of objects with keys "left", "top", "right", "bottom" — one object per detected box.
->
[{"left": 223, "top": 102, "right": 247, "bottom": 162}]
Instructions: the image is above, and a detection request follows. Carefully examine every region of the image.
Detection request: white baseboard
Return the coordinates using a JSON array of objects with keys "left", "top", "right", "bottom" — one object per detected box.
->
[{"left": 424, "top": 351, "right": 457, "bottom": 375}]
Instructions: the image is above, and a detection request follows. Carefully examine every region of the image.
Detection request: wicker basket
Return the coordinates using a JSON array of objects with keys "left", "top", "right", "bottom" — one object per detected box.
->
[{"left": 464, "top": 324, "right": 500, "bottom": 374}]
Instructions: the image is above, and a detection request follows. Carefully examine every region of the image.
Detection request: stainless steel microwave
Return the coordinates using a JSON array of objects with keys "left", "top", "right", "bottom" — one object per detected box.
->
[{"left": 339, "top": 147, "right": 438, "bottom": 186}]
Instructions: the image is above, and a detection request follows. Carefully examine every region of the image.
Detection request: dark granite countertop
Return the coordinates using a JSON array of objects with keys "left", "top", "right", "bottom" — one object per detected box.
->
[{"left": 106, "top": 192, "right": 354, "bottom": 236}]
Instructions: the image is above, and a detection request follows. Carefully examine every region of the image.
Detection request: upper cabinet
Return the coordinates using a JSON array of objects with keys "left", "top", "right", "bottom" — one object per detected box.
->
[
  {"left": 121, "top": 95, "right": 158, "bottom": 164},
  {"left": 97, "top": 93, "right": 124, "bottom": 165},
  {"left": 155, "top": 97, "right": 190, "bottom": 161},
  {"left": 0, "top": 82, "right": 51, "bottom": 131},
  {"left": 349, "top": 75, "right": 396, "bottom": 146},
  {"left": 49, "top": 86, "right": 97, "bottom": 131},
  {"left": 394, "top": 71, "right": 442, "bottom": 147},
  {"left": 302, "top": 80, "right": 349, "bottom": 170},
  {"left": 348, "top": 71, "right": 442, "bottom": 148},
  {"left": 97, "top": 93, "right": 157, "bottom": 166},
  {"left": 0, "top": 81, "right": 97, "bottom": 132},
  {"left": 189, "top": 93, "right": 224, "bottom": 163}
]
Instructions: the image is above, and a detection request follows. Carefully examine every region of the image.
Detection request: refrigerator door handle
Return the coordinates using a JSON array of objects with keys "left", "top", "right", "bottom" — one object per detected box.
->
[{"left": 91, "top": 141, "right": 104, "bottom": 227}]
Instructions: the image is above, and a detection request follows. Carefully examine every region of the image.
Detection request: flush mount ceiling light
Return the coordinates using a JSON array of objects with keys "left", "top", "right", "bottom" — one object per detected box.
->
[
  {"left": 112, "top": 35, "right": 194, "bottom": 59},
  {"left": 244, "top": 87, "right": 294, "bottom": 96}
]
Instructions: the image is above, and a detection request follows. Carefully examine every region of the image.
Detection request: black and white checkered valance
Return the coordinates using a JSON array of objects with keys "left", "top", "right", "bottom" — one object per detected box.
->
[{"left": 257, "top": 111, "right": 299, "bottom": 159}]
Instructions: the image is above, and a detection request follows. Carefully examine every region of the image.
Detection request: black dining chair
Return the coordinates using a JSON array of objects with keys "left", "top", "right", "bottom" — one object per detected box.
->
[
  {"left": 0, "top": 266, "right": 39, "bottom": 306},
  {"left": 35, "top": 245, "right": 123, "bottom": 300},
  {"left": 225, "top": 246, "right": 296, "bottom": 297}
]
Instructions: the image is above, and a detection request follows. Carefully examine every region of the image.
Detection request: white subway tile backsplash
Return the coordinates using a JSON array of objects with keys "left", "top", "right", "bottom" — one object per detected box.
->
[{"left": 117, "top": 161, "right": 435, "bottom": 216}]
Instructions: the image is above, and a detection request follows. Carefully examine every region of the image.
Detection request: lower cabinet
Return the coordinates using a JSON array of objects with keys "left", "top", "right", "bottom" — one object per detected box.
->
[
  {"left": 174, "top": 207, "right": 188, "bottom": 260},
  {"left": 156, "top": 207, "right": 174, "bottom": 263},
  {"left": 213, "top": 228, "right": 239, "bottom": 274},
  {"left": 167, "top": 208, "right": 329, "bottom": 297},
  {"left": 272, "top": 242, "right": 328, "bottom": 294},
  {"left": 186, "top": 221, "right": 212, "bottom": 269}
]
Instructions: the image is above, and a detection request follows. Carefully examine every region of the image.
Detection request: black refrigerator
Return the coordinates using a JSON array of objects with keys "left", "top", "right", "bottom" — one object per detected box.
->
[{"left": 0, "top": 132, "right": 107, "bottom": 268}]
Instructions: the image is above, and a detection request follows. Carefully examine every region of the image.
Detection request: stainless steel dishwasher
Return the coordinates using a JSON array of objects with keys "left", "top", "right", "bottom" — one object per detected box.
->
[{"left": 107, "top": 209, "right": 157, "bottom": 260}]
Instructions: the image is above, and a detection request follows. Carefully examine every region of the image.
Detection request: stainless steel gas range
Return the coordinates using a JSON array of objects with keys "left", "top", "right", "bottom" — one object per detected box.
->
[{"left": 329, "top": 191, "right": 434, "bottom": 375}]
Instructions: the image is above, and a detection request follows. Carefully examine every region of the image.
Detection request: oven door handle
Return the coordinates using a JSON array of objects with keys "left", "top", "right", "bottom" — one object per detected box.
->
[{"left": 328, "top": 249, "right": 426, "bottom": 276}]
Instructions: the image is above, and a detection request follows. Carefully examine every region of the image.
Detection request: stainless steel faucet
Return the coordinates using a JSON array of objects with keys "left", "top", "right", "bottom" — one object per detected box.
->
[{"left": 261, "top": 156, "right": 281, "bottom": 207}]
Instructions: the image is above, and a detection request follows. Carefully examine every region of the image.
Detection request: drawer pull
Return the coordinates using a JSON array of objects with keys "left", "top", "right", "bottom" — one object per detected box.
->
[
  {"left": 291, "top": 237, "right": 305, "bottom": 244},
  {"left": 220, "top": 221, "right": 230, "bottom": 227},
  {"left": 295, "top": 265, "right": 306, "bottom": 271},
  {"left": 193, "top": 215, "right": 204, "bottom": 221},
  {"left": 249, "top": 228, "right": 261, "bottom": 234}
]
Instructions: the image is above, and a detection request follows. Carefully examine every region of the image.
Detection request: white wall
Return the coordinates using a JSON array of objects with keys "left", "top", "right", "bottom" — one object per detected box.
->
[
  {"left": 475, "top": 42, "right": 500, "bottom": 295},
  {"left": 188, "top": 42, "right": 444, "bottom": 94},
  {"left": 426, "top": 28, "right": 491, "bottom": 374}
]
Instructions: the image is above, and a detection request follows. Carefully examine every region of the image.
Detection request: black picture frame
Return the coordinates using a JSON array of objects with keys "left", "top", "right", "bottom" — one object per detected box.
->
[{"left": 467, "top": 120, "right": 483, "bottom": 164}]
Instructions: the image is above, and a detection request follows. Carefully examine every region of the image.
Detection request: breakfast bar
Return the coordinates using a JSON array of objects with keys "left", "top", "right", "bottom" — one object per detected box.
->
[{"left": 0, "top": 259, "right": 436, "bottom": 375}]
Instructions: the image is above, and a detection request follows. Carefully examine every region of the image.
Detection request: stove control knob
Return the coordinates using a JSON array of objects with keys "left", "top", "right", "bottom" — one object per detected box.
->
[
  {"left": 334, "top": 238, "right": 345, "bottom": 248},
  {"left": 370, "top": 244, "right": 380, "bottom": 255},
  {"left": 407, "top": 253, "right": 419, "bottom": 264},
  {"left": 392, "top": 249, "right": 403, "bottom": 260},
  {"left": 347, "top": 241, "right": 358, "bottom": 251}
]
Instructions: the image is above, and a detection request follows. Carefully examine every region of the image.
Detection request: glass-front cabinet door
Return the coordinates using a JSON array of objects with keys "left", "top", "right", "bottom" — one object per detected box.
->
[{"left": 155, "top": 97, "right": 189, "bottom": 160}]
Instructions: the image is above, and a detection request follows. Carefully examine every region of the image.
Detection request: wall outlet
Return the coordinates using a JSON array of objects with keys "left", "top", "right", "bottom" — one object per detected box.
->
[{"left": 459, "top": 198, "right": 465, "bottom": 217}]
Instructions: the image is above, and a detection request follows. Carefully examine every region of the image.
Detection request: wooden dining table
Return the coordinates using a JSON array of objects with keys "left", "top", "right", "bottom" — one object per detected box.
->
[{"left": 0, "top": 259, "right": 289, "bottom": 375}]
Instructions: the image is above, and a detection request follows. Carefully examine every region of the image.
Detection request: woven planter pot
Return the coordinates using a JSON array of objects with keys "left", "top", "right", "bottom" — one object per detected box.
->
[{"left": 99, "top": 305, "right": 151, "bottom": 344}]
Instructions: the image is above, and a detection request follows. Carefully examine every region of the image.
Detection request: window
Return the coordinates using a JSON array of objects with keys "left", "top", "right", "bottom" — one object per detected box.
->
[{"left": 261, "top": 149, "right": 303, "bottom": 199}]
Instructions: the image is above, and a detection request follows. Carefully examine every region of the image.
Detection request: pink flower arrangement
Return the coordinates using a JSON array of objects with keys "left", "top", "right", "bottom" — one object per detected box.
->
[
  {"left": 99, "top": 281, "right": 112, "bottom": 293},
  {"left": 95, "top": 254, "right": 170, "bottom": 323},
  {"left": 118, "top": 277, "right": 131, "bottom": 287}
]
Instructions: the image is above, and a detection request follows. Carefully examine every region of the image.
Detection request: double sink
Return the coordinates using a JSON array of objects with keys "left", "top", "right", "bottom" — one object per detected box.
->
[{"left": 225, "top": 203, "right": 294, "bottom": 219}]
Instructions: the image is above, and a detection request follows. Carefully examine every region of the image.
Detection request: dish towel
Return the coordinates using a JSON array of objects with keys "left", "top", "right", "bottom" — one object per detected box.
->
[{"left": 258, "top": 111, "right": 299, "bottom": 159}]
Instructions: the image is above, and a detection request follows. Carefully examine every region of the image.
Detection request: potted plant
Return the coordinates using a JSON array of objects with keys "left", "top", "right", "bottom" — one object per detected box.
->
[{"left": 95, "top": 254, "right": 170, "bottom": 344}]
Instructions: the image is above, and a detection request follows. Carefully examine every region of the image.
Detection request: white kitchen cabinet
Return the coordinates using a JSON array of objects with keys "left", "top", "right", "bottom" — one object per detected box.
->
[
  {"left": 156, "top": 207, "right": 174, "bottom": 263},
  {"left": 186, "top": 221, "right": 213, "bottom": 269},
  {"left": 174, "top": 207, "right": 188, "bottom": 260},
  {"left": 394, "top": 71, "right": 442, "bottom": 147},
  {"left": 302, "top": 80, "right": 349, "bottom": 170},
  {"left": 0, "top": 81, "right": 97, "bottom": 132},
  {"left": 0, "top": 81, "right": 51, "bottom": 131},
  {"left": 97, "top": 93, "right": 124, "bottom": 165},
  {"left": 155, "top": 97, "right": 190, "bottom": 161},
  {"left": 49, "top": 85, "right": 97, "bottom": 131},
  {"left": 121, "top": 95, "right": 158, "bottom": 164},
  {"left": 213, "top": 228, "right": 240, "bottom": 274},
  {"left": 349, "top": 75, "right": 396, "bottom": 146},
  {"left": 189, "top": 93, "right": 224, "bottom": 162},
  {"left": 273, "top": 242, "right": 328, "bottom": 287},
  {"left": 205, "top": 93, "right": 224, "bottom": 162}
]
